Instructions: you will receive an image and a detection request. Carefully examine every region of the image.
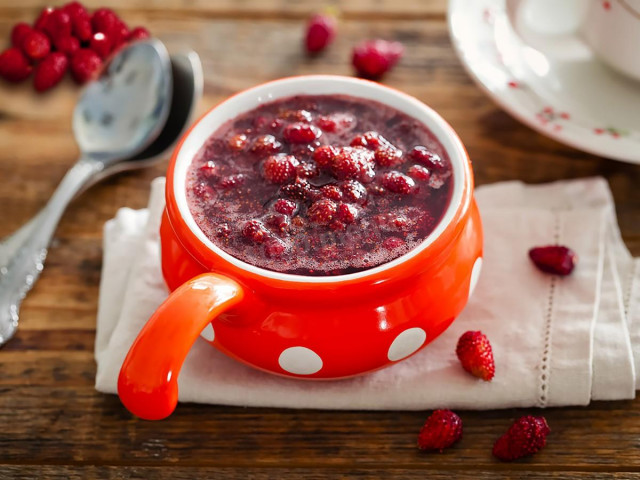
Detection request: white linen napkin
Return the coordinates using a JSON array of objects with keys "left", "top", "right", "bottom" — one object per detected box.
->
[{"left": 94, "top": 177, "right": 640, "bottom": 410}]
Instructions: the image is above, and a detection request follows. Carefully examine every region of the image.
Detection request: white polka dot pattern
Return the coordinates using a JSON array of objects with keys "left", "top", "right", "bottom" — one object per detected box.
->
[
  {"left": 200, "top": 323, "right": 215, "bottom": 342},
  {"left": 278, "top": 347, "right": 323, "bottom": 375},
  {"left": 387, "top": 327, "right": 427, "bottom": 361},
  {"left": 468, "top": 257, "right": 483, "bottom": 299}
]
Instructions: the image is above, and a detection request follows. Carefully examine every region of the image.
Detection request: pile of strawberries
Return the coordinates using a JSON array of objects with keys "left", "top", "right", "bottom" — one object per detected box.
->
[{"left": 0, "top": 3, "right": 149, "bottom": 92}]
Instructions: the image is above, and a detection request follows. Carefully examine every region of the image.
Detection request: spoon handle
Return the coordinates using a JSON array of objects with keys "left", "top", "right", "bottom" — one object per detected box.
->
[{"left": 0, "top": 157, "right": 103, "bottom": 346}]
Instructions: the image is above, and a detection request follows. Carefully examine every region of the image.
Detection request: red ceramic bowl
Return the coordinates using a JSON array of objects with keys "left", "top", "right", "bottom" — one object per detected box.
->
[{"left": 118, "top": 75, "right": 483, "bottom": 420}]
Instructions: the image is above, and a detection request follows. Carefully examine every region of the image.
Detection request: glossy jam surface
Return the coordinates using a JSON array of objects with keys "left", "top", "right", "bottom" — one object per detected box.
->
[{"left": 186, "top": 94, "right": 453, "bottom": 276}]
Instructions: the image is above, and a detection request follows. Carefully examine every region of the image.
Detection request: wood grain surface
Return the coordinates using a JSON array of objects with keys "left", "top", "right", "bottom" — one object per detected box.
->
[{"left": 0, "top": 0, "right": 639, "bottom": 478}]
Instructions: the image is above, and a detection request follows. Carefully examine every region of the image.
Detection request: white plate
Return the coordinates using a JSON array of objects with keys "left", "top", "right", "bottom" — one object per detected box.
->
[{"left": 448, "top": 0, "right": 640, "bottom": 164}]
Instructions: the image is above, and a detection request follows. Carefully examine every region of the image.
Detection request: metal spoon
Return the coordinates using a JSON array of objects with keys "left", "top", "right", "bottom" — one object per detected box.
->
[{"left": 0, "top": 44, "right": 202, "bottom": 346}]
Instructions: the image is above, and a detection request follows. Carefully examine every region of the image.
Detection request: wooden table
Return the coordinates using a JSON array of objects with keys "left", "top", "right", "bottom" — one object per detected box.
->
[{"left": 1, "top": 0, "right": 639, "bottom": 478}]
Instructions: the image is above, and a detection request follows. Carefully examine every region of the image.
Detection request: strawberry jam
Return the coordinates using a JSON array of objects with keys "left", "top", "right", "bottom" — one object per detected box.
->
[{"left": 186, "top": 95, "right": 453, "bottom": 276}]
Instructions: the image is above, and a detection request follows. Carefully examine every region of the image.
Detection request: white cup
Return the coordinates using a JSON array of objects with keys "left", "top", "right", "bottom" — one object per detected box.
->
[{"left": 506, "top": 0, "right": 640, "bottom": 81}]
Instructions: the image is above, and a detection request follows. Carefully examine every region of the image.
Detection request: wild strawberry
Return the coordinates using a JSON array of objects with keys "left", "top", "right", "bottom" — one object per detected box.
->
[
  {"left": 352, "top": 39, "right": 404, "bottom": 79},
  {"left": 283, "top": 122, "right": 321, "bottom": 143},
  {"left": 43, "top": 9, "right": 72, "bottom": 41},
  {"left": 89, "top": 32, "right": 112, "bottom": 59},
  {"left": 319, "top": 185, "right": 342, "bottom": 201},
  {"left": 273, "top": 198, "right": 297, "bottom": 216},
  {"left": 129, "top": 26, "right": 150, "bottom": 41},
  {"left": 280, "top": 180, "right": 311, "bottom": 201},
  {"left": 70, "top": 48, "right": 102, "bottom": 84},
  {"left": 11, "top": 23, "right": 32, "bottom": 48},
  {"left": 54, "top": 35, "right": 80, "bottom": 57},
  {"left": 308, "top": 199, "right": 337, "bottom": 225},
  {"left": 33, "top": 52, "right": 68, "bottom": 92},
  {"left": 296, "top": 161, "right": 319, "bottom": 179},
  {"left": 228, "top": 133, "right": 247, "bottom": 151},
  {"left": 91, "top": 8, "right": 119, "bottom": 35},
  {"left": 493, "top": 416, "right": 550, "bottom": 462},
  {"left": 21, "top": 30, "right": 51, "bottom": 61},
  {"left": 340, "top": 180, "right": 367, "bottom": 203},
  {"left": 279, "top": 109, "right": 313, "bottom": 122},
  {"left": 455, "top": 330, "right": 495, "bottom": 381},
  {"left": 219, "top": 174, "right": 245, "bottom": 189},
  {"left": 34, "top": 7, "right": 55, "bottom": 33},
  {"left": 381, "top": 171, "right": 415, "bottom": 194},
  {"left": 266, "top": 213, "right": 290, "bottom": 231},
  {"left": 264, "top": 238, "right": 288, "bottom": 258},
  {"left": 313, "top": 145, "right": 338, "bottom": 169},
  {"left": 251, "top": 134, "right": 282, "bottom": 156},
  {"left": 111, "top": 21, "right": 130, "bottom": 48},
  {"left": 407, "top": 164, "right": 431, "bottom": 181},
  {"left": 216, "top": 223, "right": 231, "bottom": 239},
  {"left": 351, "top": 131, "right": 391, "bottom": 150},
  {"left": 417, "top": 409, "right": 463, "bottom": 452},
  {"left": 199, "top": 160, "right": 218, "bottom": 178},
  {"left": 242, "top": 219, "right": 269, "bottom": 244},
  {"left": 305, "top": 13, "right": 336, "bottom": 54},
  {"left": 529, "top": 246, "right": 577, "bottom": 276},
  {"left": 336, "top": 203, "right": 357, "bottom": 223},
  {"left": 316, "top": 112, "right": 355, "bottom": 133},
  {"left": 331, "top": 147, "right": 375, "bottom": 182},
  {"left": 375, "top": 146, "right": 404, "bottom": 167},
  {"left": 383, "top": 236, "right": 405, "bottom": 250},
  {"left": 0, "top": 48, "right": 32, "bottom": 82},
  {"left": 409, "top": 146, "right": 446, "bottom": 171},
  {"left": 263, "top": 154, "right": 298, "bottom": 184}
]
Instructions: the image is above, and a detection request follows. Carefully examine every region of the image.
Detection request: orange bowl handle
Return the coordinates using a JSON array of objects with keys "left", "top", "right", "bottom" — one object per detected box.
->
[{"left": 117, "top": 273, "right": 244, "bottom": 420}]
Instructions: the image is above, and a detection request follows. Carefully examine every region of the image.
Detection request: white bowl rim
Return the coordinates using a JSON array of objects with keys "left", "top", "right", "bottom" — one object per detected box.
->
[{"left": 172, "top": 75, "right": 471, "bottom": 284}]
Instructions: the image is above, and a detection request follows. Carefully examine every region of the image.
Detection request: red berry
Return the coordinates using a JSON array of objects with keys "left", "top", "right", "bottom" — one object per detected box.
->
[
  {"left": 493, "top": 416, "right": 550, "bottom": 462},
  {"left": 264, "top": 238, "right": 288, "bottom": 258},
  {"left": 242, "top": 219, "right": 269, "bottom": 244},
  {"left": 266, "top": 213, "right": 291, "bottom": 232},
  {"left": 33, "top": 52, "right": 68, "bottom": 92},
  {"left": 381, "top": 171, "right": 415, "bottom": 194},
  {"left": 273, "top": 198, "right": 297, "bottom": 216},
  {"left": 216, "top": 223, "right": 231, "bottom": 239},
  {"left": 21, "top": 30, "right": 51, "bottom": 61},
  {"left": 313, "top": 145, "right": 338, "bottom": 169},
  {"left": 409, "top": 146, "right": 446, "bottom": 171},
  {"left": 54, "top": 35, "right": 80, "bottom": 57},
  {"left": 351, "top": 131, "right": 391, "bottom": 150},
  {"left": 112, "top": 21, "right": 130, "bottom": 48},
  {"left": 69, "top": 48, "right": 102, "bottom": 84},
  {"left": 407, "top": 164, "right": 431, "bottom": 181},
  {"left": 199, "top": 160, "right": 218, "bottom": 178},
  {"left": 417, "top": 410, "right": 463, "bottom": 452},
  {"left": 280, "top": 180, "right": 311, "bottom": 201},
  {"left": 331, "top": 147, "right": 375, "bottom": 182},
  {"left": 383, "top": 236, "right": 405, "bottom": 250},
  {"left": 251, "top": 134, "right": 282, "bottom": 156},
  {"left": 11, "top": 23, "right": 32, "bottom": 48},
  {"left": 528, "top": 245, "right": 577, "bottom": 276},
  {"left": 0, "top": 48, "right": 32, "bottom": 82},
  {"left": 129, "top": 26, "right": 150, "bottom": 42},
  {"left": 352, "top": 39, "right": 404, "bottom": 79},
  {"left": 62, "top": 2, "right": 87, "bottom": 18},
  {"left": 91, "top": 8, "right": 118, "bottom": 35},
  {"left": 321, "top": 184, "right": 343, "bottom": 201},
  {"left": 305, "top": 13, "right": 336, "bottom": 54},
  {"left": 336, "top": 203, "right": 357, "bottom": 223},
  {"left": 263, "top": 154, "right": 298, "bottom": 184},
  {"left": 340, "top": 180, "right": 367, "bottom": 204},
  {"left": 34, "top": 7, "right": 55, "bottom": 33},
  {"left": 316, "top": 112, "right": 355, "bottom": 133},
  {"left": 296, "top": 161, "right": 319, "bottom": 179},
  {"left": 375, "top": 146, "right": 404, "bottom": 167},
  {"left": 228, "top": 133, "right": 248, "bottom": 150},
  {"left": 279, "top": 109, "right": 313, "bottom": 122},
  {"left": 308, "top": 199, "right": 337, "bottom": 225},
  {"left": 89, "top": 32, "right": 112, "bottom": 59},
  {"left": 44, "top": 9, "right": 72, "bottom": 41},
  {"left": 283, "top": 122, "right": 321, "bottom": 144},
  {"left": 455, "top": 330, "right": 495, "bottom": 381},
  {"left": 219, "top": 174, "right": 245, "bottom": 189}
]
